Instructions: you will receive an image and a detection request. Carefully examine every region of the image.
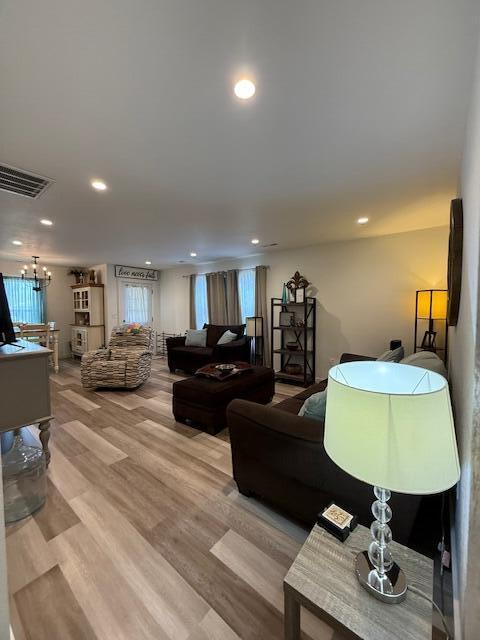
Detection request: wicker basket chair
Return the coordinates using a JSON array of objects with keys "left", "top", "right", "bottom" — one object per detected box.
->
[{"left": 81, "top": 326, "right": 154, "bottom": 390}]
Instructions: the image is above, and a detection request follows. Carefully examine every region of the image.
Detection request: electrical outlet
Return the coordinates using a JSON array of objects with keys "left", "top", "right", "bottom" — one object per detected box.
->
[
  {"left": 329, "top": 357, "right": 338, "bottom": 367},
  {"left": 442, "top": 550, "right": 451, "bottom": 569}
]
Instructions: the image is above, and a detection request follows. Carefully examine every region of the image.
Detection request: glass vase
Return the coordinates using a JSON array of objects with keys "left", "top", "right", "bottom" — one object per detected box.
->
[{"left": 1, "top": 428, "right": 47, "bottom": 523}]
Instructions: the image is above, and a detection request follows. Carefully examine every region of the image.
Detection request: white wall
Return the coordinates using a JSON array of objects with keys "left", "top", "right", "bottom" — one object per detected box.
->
[
  {"left": 160, "top": 225, "right": 449, "bottom": 378},
  {"left": 0, "top": 259, "right": 73, "bottom": 358},
  {"left": 448, "top": 33, "right": 480, "bottom": 640}
]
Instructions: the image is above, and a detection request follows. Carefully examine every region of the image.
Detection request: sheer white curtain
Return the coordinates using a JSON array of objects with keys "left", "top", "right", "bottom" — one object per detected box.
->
[
  {"left": 238, "top": 269, "right": 255, "bottom": 322},
  {"left": 4, "top": 277, "right": 44, "bottom": 324},
  {"left": 123, "top": 284, "right": 151, "bottom": 324},
  {"left": 194, "top": 274, "right": 209, "bottom": 329}
]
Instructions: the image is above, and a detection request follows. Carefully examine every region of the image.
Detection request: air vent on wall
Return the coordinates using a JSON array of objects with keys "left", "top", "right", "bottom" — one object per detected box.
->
[{"left": 0, "top": 163, "right": 53, "bottom": 199}]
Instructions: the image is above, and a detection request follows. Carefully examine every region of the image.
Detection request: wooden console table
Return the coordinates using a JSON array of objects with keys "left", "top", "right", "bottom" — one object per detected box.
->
[
  {"left": 284, "top": 524, "right": 433, "bottom": 640},
  {"left": 0, "top": 340, "right": 53, "bottom": 465}
]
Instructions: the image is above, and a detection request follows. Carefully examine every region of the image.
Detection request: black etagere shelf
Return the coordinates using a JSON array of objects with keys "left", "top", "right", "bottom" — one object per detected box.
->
[{"left": 270, "top": 297, "right": 316, "bottom": 387}]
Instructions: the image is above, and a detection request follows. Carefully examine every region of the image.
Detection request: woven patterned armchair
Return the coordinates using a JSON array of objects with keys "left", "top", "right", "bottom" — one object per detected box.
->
[{"left": 81, "top": 326, "right": 154, "bottom": 390}]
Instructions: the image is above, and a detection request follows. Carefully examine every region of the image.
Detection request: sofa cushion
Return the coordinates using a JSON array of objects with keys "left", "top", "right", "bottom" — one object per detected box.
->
[
  {"left": 217, "top": 330, "right": 238, "bottom": 345},
  {"left": 400, "top": 351, "right": 447, "bottom": 377},
  {"left": 377, "top": 346, "right": 404, "bottom": 362},
  {"left": 204, "top": 324, "right": 245, "bottom": 348},
  {"left": 298, "top": 389, "right": 327, "bottom": 421},
  {"left": 185, "top": 329, "right": 207, "bottom": 347},
  {"left": 275, "top": 380, "right": 327, "bottom": 414}
]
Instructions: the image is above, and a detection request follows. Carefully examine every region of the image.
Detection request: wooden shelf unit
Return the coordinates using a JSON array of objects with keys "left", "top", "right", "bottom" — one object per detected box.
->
[
  {"left": 271, "top": 296, "right": 316, "bottom": 387},
  {"left": 70, "top": 284, "right": 105, "bottom": 356}
]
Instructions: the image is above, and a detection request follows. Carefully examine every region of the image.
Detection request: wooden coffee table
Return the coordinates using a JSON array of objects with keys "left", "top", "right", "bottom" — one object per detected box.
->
[{"left": 172, "top": 365, "right": 275, "bottom": 434}]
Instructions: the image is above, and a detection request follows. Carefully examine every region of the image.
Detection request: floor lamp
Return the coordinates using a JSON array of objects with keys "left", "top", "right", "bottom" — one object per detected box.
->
[{"left": 246, "top": 316, "right": 263, "bottom": 365}]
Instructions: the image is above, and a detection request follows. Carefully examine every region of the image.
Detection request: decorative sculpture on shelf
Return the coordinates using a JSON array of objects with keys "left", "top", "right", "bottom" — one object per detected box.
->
[{"left": 286, "top": 271, "right": 310, "bottom": 303}]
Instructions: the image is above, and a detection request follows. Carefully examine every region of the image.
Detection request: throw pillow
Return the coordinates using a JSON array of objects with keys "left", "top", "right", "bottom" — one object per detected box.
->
[
  {"left": 400, "top": 351, "right": 447, "bottom": 378},
  {"left": 185, "top": 329, "right": 207, "bottom": 347},
  {"left": 298, "top": 389, "right": 327, "bottom": 421},
  {"left": 217, "top": 330, "right": 238, "bottom": 345},
  {"left": 377, "top": 346, "right": 404, "bottom": 362}
]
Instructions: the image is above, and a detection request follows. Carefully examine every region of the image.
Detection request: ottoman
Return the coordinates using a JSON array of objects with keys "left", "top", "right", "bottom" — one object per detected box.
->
[{"left": 173, "top": 366, "right": 275, "bottom": 434}]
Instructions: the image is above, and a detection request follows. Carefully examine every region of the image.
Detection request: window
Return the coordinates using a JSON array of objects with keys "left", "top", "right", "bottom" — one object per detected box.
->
[
  {"left": 122, "top": 283, "right": 152, "bottom": 325},
  {"left": 194, "top": 274, "right": 209, "bottom": 329},
  {"left": 238, "top": 269, "right": 255, "bottom": 322},
  {"left": 3, "top": 277, "right": 44, "bottom": 324}
]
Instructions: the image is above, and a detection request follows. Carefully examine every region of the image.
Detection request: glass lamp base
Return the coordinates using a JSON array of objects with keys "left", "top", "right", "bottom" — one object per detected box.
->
[{"left": 355, "top": 551, "right": 407, "bottom": 604}]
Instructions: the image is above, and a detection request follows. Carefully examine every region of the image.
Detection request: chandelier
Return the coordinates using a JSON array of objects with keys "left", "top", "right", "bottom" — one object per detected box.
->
[{"left": 21, "top": 256, "right": 52, "bottom": 292}]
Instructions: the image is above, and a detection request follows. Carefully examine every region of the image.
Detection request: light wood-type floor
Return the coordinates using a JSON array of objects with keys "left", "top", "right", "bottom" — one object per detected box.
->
[{"left": 6, "top": 358, "right": 346, "bottom": 640}]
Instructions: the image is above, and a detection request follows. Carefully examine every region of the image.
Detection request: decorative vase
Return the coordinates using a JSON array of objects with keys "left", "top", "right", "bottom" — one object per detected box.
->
[
  {"left": 1, "top": 428, "right": 47, "bottom": 523},
  {"left": 282, "top": 283, "right": 288, "bottom": 304}
]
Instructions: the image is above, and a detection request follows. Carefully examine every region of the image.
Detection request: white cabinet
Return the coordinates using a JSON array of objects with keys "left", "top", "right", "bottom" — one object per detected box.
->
[
  {"left": 73, "top": 288, "right": 90, "bottom": 312},
  {"left": 71, "top": 326, "right": 104, "bottom": 355},
  {"left": 71, "top": 327, "right": 87, "bottom": 354},
  {"left": 71, "top": 284, "right": 105, "bottom": 355}
]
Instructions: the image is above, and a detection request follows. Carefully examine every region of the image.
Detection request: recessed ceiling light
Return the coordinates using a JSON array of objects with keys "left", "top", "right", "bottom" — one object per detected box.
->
[
  {"left": 357, "top": 217, "right": 369, "bottom": 225},
  {"left": 12, "top": 240, "right": 22, "bottom": 246},
  {"left": 40, "top": 219, "right": 53, "bottom": 226},
  {"left": 234, "top": 79, "right": 256, "bottom": 100},
  {"left": 145, "top": 261, "right": 152, "bottom": 265},
  {"left": 251, "top": 238, "right": 260, "bottom": 245},
  {"left": 91, "top": 179, "right": 107, "bottom": 191},
  {"left": 190, "top": 252, "right": 197, "bottom": 258}
]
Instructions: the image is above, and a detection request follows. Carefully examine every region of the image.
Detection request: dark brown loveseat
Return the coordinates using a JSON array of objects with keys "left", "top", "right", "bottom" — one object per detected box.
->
[
  {"left": 227, "top": 352, "right": 434, "bottom": 550},
  {"left": 167, "top": 324, "right": 251, "bottom": 374}
]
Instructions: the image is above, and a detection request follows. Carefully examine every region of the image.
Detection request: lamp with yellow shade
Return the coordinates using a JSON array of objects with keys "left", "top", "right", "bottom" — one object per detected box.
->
[{"left": 415, "top": 289, "right": 448, "bottom": 359}]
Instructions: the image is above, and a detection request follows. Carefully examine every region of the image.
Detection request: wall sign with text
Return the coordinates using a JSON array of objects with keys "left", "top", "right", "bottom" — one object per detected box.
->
[{"left": 115, "top": 265, "right": 159, "bottom": 281}]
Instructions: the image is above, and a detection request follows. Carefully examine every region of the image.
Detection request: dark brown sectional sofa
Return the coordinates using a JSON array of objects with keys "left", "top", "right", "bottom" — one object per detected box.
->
[
  {"left": 166, "top": 323, "right": 251, "bottom": 374},
  {"left": 227, "top": 352, "right": 437, "bottom": 551}
]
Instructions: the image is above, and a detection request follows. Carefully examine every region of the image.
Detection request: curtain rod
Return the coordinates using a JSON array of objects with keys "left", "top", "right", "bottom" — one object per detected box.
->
[{"left": 181, "top": 265, "right": 268, "bottom": 278}]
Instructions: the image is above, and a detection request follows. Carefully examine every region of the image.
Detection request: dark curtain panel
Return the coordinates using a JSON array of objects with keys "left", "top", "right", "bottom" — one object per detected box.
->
[
  {"left": 226, "top": 269, "right": 241, "bottom": 324},
  {"left": 206, "top": 272, "right": 228, "bottom": 324},
  {"left": 255, "top": 265, "right": 270, "bottom": 365},
  {"left": 189, "top": 274, "right": 197, "bottom": 329}
]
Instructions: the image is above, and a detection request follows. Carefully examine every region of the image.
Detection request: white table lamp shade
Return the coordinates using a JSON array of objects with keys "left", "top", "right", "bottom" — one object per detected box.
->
[{"left": 324, "top": 361, "right": 460, "bottom": 495}]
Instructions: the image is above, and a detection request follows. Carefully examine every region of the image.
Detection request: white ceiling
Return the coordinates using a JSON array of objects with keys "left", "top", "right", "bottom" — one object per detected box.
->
[{"left": 0, "top": 0, "right": 479, "bottom": 269}]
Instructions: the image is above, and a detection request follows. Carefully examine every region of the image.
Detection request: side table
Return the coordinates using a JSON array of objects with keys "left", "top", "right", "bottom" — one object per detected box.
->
[{"left": 284, "top": 524, "right": 433, "bottom": 640}]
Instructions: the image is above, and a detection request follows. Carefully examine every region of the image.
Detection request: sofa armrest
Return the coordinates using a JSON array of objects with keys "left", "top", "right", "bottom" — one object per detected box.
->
[
  {"left": 340, "top": 353, "right": 376, "bottom": 364},
  {"left": 227, "top": 398, "right": 423, "bottom": 545},
  {"left": 228, "top": 399, "right": 332, "bottom": 494},
  {"left": 124, "top": 349, "right": 152, "bottom": 374},
  {"left": 110, "top": 348, "right": 151, "bottom": 363},
  {"left": 166, "top": 336, "right": 186, "bottom": 349},
  {"left": 227, "top": 399, "right": 322, "bottom": 443},
  {"left": 81, "top": 348, "right": 110, "bottom": 364}
]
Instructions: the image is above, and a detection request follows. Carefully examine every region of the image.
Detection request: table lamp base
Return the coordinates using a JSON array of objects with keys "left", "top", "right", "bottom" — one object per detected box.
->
[{"left": 355, "top": 551, "right": 407, "bottom": 604}]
